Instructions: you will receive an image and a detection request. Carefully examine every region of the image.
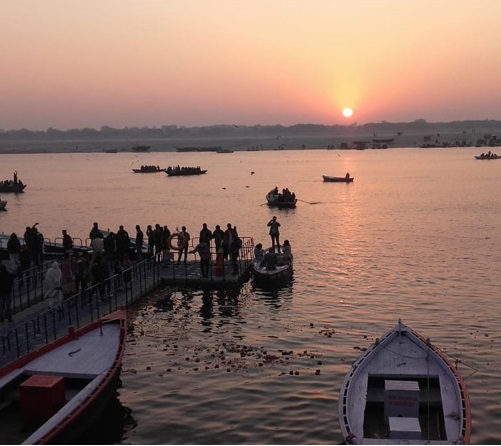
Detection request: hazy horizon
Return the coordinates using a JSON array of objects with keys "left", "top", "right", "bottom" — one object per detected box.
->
[{"left": 2, "top": 1, "right": 501, "bottom": 131}]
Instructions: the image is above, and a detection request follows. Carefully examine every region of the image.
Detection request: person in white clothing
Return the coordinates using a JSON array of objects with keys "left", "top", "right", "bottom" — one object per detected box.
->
[{"left": 43, "top": 261, "right": 64, "bottom": 311}]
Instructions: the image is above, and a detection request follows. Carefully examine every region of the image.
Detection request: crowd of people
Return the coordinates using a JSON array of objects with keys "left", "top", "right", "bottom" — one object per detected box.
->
[{"left": 1, "top": 217, "right": 294, "bottom": 319}]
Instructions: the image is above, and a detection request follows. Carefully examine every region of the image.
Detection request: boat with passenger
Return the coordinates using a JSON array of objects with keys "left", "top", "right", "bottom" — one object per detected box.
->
[
  {"left": 132, "top": 165, "right": 166, "bottom": 173},
  {"left": 0, "top": 171, "right": 26, "bottom": 193},
  {"left": 339, "top": 319, "right": 471, "bottom": 445},
  {"left": 165, "top": 166, "right": 207, "bottom": 176},
  {"left": 266, "top": 187, "right": 297, "bottom": 209},
  {"left": 0, "top": 308, "right": 126, "bottom": 445},
  {"left": 322, "top": 174, "right": 354, "bottom": 183},
  {"left": 475, "top": 151, "right": 500, "bottom": 160},
  {"left": 252, "top": 245, "right": 293, "bottom": 284}
]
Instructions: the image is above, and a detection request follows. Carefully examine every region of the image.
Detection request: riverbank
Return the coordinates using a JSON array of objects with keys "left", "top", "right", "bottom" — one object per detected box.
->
[{"left": 2, "top": 120, "right": 501, "bottom": 154}]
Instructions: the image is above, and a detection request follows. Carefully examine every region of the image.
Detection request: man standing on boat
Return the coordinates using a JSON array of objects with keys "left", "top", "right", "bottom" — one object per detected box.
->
[{"left": 267, "top": 216, "right": 281, "bottom": 253}]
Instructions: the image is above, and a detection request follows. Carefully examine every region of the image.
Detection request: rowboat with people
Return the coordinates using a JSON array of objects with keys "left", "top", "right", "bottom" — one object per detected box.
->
[
  {"left": 266, "top": 187, "right": 297, "bottom": 209},
  {"left": 252, "top": 245, "right": 293, "bottom": 284},
  {"left": 339, "top": 320, "right": 471, "bottom": 444},
  {"left": 475, "top": 151, "right": 500, "bottom": 160},
  {"left": 132, "top": 165, "right": 166, "bottom": 173},
  {"left": 0, "top": 308, "right": 127, "bottom": 445},
  {"left": 165, "top": 166, "right": 207, "bottom": 176},
  {"left": 0, "top": 171, "right": 26, "bottom": 193}
]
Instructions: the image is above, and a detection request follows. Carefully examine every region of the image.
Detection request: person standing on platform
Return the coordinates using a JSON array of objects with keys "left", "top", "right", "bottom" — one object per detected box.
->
[
  {"left": 7, "top": 232, "right": 21, "bottom": 273},
  {"left": 177, "top": 226, "right": 190, "bottom": 265},
  {"left": 267, "top": 216, "right": 281, "bottom": 252},
  {"left": 62, "top": 229, "right": 74, "bottom": 252},
  {"left": 0, "top": 264, "right": 14, "bottom": 322},
  {"left": 43, "top": 261, "right": 64, "bottom": 311},
  {"left": 135, "top": 224, "right": 144, "bottom": 262},
  {"left": 89, "top": 221, "right": 103, "bottom": 241},
  {"left": 190, "top": 241, "right": 211, "bottom": 278},
  {"left": 199, "top": 223, "right": 213, "bottom": 245},
  {"left": 213, "top": 225, "right": 224, "bottom": 253}
]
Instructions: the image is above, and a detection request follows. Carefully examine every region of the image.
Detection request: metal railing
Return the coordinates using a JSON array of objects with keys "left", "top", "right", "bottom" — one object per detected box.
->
[{"left": 0, "top": 255, "right": 162, "bottom": 366}]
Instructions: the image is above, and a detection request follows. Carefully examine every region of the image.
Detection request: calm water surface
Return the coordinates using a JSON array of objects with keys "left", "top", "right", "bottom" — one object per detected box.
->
[{"left": 1, "top": 148, "right": 500, "bottom": 444}]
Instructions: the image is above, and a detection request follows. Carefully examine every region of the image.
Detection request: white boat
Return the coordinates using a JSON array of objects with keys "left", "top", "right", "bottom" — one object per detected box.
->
[
  {"left": 0, "top": 197, "right": 6, "bottom": 210},
  {"left": 0, "top": 308, "right": 126, "bottom": 444},
  {"left": 339, "top": 320, "right": 471, "bottom": 444}
]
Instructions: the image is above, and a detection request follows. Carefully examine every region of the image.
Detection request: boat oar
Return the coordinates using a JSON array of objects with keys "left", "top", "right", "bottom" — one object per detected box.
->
[{"left": 297, "top": 198, "right": 321, "bottom": 205}]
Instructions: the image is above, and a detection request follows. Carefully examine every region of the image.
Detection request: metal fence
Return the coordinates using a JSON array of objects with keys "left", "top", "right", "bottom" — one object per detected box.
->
[{"left": 0, "top": 255, "right": 162, "bottom": 367}]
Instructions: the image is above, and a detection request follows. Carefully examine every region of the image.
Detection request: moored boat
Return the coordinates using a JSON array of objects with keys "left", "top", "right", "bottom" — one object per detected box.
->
[
  {"left": 266, "top": 187, "right": 297, "bottom": 209},
  {"left": 252, "top": 260, "right": 292, "bottom": 284},
  {"left": 322, "top": 174, "right": 354, "bottom": 183},
  {"left": 0, "top": 308, "right": 127, "bottom": 445},
  {"left": 339, "top": 320, "right": 471, "bottom": 444}
]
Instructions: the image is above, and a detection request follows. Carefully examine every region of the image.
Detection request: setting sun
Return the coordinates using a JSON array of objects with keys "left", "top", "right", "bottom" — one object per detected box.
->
[{"left": 342, "top": 108, "right": 353, "bottom": 118}]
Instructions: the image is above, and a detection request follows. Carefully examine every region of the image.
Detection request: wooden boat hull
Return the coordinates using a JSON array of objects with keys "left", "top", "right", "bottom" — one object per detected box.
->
[
  {"left": 339, "top": 320, "right": 471, "bottom": 444},
  {"left": 322, "top": 175, "right": 354, "bottom": 183},
  {"left": 0, "top": 309, "right": 127, "bottom": 445}
]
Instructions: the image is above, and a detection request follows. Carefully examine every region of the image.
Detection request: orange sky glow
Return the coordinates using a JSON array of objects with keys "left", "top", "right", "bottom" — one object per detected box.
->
[{"left": 2, "top": 0, "right": 501, "bottom": 130}]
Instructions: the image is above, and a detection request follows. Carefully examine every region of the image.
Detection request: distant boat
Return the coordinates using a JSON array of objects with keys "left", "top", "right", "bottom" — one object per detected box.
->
[
  {"left": 0, "top": 197, "right": 7, "bottom": 211},
  {"left": 132, "top": 165, "right": 166, "bottom": 173},
  {"left": 475, "top": 152, "right": 500, "bottom": 160},
  {"left": 322, "top": 175, "right": 354, "bottom": 183},
  {"left": 165, "top": 166, "right": 207, "bottom": 176},
  {"left": 216, "top": 148, "right": 234, "bottom": 153},
  {"left": 131, "top": 145, "right": 151, "bottom": 152},
  {"left": 0, "top": 181, "right": 26, "bottom": 193},
  {"left": 176, "top": 146, "right": 221, "bottom": 152},
  {"left": 266, "top": 188, "right": 297, "bottom": 209}
]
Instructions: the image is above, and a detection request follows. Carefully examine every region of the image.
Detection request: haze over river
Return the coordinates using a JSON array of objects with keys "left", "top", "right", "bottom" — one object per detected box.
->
[{"left": 1, "top": 147, "right": 500, "bottom": 444}]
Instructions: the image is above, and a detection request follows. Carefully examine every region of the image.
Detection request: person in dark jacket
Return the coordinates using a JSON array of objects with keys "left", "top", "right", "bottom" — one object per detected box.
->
[{"left": 0, "top": 264, "right": 14, "bottom": 322}]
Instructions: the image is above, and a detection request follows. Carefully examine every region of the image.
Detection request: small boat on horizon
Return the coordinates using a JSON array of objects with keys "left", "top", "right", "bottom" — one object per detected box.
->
[
  {"left": 0, "top": 308, "right": 127, "bottom": 445},
  {"left": 322, "top": 174, "right": 354, "bottom": 183},
  {"left": 130, "top": 145, "right": 151, "bottom": 152},
  {"left": 339, "top": 320, "right": 471, "bottom": 445}
]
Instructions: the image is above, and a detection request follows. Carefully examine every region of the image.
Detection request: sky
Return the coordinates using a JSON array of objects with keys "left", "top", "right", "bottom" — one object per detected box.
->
[{"left": 2, "top": 0, "right": 501, "bottom": 131}]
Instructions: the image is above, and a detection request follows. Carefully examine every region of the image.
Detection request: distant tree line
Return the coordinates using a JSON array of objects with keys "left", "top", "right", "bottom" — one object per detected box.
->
[{"left": 1, "top": 119, "right": 501, "bottom": 141}]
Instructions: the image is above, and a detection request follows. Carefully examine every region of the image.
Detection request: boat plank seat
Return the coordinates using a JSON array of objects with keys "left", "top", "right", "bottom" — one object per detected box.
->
[{"left": 367, "top": 387, "right": 442, "bottom": 404}]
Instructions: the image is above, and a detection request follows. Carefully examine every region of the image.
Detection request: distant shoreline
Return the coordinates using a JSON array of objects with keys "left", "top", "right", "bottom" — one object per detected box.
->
[{"left": 1, "top": 120, "right": 501, "bottom": 154}]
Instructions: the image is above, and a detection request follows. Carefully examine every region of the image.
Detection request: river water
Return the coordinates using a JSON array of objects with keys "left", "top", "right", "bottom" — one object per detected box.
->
[{"left": 0, "top": 147, "right": 500, "bottom": 444}]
